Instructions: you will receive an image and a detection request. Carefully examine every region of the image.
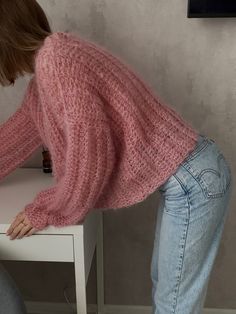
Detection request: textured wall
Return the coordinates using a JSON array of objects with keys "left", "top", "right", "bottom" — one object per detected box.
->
[{"left": 0, "top": 0, "right": 236, "bottom": 309}]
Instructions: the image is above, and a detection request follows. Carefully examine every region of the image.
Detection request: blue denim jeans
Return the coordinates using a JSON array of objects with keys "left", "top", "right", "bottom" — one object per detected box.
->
[
  {"left": 151, "top": 134, "right": 233, "bottom": 314},
  {"left": 0, "top": 263, "right": 27, "bottom": 314}
]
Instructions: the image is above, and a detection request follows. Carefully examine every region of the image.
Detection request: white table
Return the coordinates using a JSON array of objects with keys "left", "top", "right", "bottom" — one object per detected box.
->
[{"left": 0, "top": 168, "right": 104, "bottom": 314}]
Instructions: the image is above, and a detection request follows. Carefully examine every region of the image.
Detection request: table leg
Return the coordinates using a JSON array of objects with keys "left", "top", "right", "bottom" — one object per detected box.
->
[
  {"left": 96, "top": 212, "right": 104, "bottom": 314},
  {"left": 74, "top": 236, "right": 87, "bottom": 314}
]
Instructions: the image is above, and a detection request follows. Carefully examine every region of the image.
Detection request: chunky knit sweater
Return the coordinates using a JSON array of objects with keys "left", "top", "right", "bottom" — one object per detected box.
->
[{"left": 0, "top": 32, "right": 199, "bottom": 230}]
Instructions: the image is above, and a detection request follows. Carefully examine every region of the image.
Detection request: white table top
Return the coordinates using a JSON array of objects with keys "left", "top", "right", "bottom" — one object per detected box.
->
[{"left": 0, "top": 168, "right": 85, "bottom": 234}]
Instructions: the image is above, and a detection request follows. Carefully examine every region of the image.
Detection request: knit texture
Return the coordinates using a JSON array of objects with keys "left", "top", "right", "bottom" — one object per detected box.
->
[{"left": 0, "top": 32, "right": 199, "bottom": 230}]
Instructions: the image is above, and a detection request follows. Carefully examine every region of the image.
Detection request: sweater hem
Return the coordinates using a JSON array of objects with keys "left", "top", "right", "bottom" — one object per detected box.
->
[{"left": 96, "top": 132, "right": 199, "bottom": 210}]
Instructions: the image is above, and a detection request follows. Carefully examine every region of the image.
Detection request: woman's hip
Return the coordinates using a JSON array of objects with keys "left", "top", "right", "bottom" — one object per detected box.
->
[{"left": 159, "top": 134, "right": 232, "bottom": 205}]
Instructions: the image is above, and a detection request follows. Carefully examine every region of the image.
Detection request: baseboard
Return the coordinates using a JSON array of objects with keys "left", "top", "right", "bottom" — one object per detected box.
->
[
  {"left": 25, "top": 301, "right": 236, "bottom": 314},
  {"left": 104, "top": 306, "right": 236, "bottom": 314}
]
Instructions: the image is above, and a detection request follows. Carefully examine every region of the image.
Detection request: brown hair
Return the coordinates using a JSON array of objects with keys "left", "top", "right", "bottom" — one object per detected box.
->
[{"left": 0, "top": 0, "right": 52, "bottom": 86}]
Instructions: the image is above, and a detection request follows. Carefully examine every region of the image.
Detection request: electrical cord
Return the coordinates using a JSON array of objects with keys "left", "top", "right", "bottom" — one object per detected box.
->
[{"left": 63, "top": 285, "right": 76, "bottom": 313}]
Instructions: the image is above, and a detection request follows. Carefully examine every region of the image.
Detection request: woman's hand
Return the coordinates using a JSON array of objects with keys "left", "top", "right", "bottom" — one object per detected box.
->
[{"left": 6, "top": 211, "right": 38, "bottom": 240}]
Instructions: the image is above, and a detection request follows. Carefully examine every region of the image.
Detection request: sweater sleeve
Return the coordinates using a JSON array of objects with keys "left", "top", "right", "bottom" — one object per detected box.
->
[
  {"left": 24, "top": 120, "right": 115, "bottom": 230},
  {"left": 0, "top": 80, "right": 43, "bottom": 182},
  {"left": 23, "top": 43, "right": 116, "bottom": 230}
]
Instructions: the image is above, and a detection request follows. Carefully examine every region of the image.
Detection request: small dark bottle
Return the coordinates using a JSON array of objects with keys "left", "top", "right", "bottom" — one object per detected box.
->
[{"left": 42, "top": 147, "right": 52, "bottom": 173}]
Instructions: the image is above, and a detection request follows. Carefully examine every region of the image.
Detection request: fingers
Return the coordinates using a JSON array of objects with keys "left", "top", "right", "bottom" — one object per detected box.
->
[
  {"left": 24, "top": 228, "right": 37, "bottom": 237},
  {"left": 16, "top": 224, "right": 32, "bottom": 239},
  {"left": 22, "top": 214, "right": 32, "bottom": 226},
  {"left": 6, "top": 211, "right": 38, "bottom": 240},
  {"left": 6, "top": 213, "right": 25, "bottom": 236},
  {"left": 8, "top": 222, "right": 27, "bottom": 240},
  {"left": 8, "top": 223, "right": 37, "bottom": 240}
]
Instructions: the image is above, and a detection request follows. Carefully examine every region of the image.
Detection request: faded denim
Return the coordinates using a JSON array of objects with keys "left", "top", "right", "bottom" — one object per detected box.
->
[{"left": 151, "top": 134, "right": 233, "bottom": 314}]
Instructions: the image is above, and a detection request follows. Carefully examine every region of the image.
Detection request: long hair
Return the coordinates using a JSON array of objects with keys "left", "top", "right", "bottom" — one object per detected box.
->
[{"left": 0, "top": 0, "right": 52, "bottom": 86}]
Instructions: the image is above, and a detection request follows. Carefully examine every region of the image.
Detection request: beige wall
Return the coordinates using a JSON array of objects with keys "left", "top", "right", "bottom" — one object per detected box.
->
[{"left": 0, "top": 0, "right": 236, "bottom": 309}]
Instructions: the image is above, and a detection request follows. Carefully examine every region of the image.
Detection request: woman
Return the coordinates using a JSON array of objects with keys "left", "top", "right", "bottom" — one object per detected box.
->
[{"left": 0, "top": 0, "right": 232, "bottom": 313}]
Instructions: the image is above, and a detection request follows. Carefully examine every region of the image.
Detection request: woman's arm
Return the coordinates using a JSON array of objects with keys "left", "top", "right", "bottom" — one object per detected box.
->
[
  {"left": 0, "top": 79, "right": 43, "bottom": 182},
  {"left": 22, "top": 46, "right": 116, "bottom": 230},
  {"left": 24, "top": 120, "right": 115, "bottom": 230}
]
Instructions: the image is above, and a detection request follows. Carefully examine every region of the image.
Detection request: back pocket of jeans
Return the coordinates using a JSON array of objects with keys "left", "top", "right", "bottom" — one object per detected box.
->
[{"left": 193, "top": 153, "right": 231, "bottom": 199}]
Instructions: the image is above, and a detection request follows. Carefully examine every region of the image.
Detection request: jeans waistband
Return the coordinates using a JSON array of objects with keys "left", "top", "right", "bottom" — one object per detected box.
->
[
  {"left": 197, "top": 133, "right": 209, "bottom": 145},
  {"left": 182, "top": 133, "right": 210, "bottom": 165}
]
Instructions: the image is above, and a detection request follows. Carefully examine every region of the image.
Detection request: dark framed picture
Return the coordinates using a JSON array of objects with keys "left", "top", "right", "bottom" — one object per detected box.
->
[{"left": 188, "top": 0, "right": 236, "bottom": 18}]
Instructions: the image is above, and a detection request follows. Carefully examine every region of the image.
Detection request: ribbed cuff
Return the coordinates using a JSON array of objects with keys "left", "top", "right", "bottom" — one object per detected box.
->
[{"left": 47, "top": 210, "right": 86, "bottom": 227}]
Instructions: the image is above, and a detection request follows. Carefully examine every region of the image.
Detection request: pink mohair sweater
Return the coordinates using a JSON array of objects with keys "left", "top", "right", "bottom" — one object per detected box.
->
[{"left": 0, "top": 32, "right": 199, "bottom": 230}]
